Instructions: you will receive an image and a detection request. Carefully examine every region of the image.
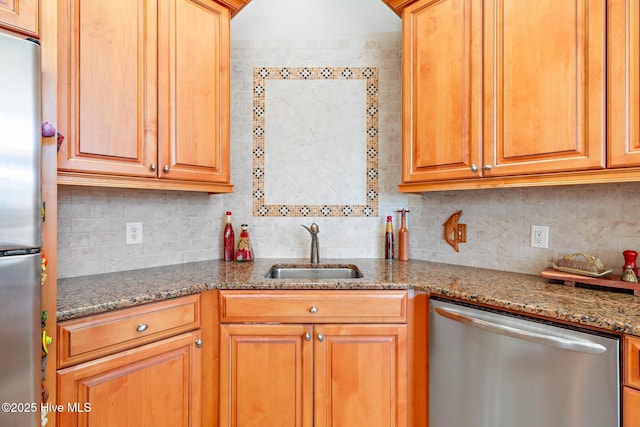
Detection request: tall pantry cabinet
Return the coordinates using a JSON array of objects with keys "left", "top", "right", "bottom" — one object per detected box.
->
[{"left": 57, "top": 0, "right": 244, "bottom": 192}]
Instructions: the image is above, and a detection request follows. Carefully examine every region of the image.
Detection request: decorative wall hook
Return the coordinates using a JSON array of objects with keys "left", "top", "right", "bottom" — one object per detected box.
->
[{"left": 443, "top": 210, "right": 466, "bottom": 252}]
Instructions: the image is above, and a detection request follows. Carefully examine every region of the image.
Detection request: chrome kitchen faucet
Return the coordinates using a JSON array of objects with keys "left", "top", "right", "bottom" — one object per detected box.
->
[{"left": 301, "top": 223, "right": 320, "bottom": 264}]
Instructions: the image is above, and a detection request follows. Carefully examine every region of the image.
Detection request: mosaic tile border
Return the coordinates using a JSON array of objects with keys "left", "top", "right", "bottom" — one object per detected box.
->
[{"left": 252, "top": 66, "right": 379, "bottom": 217}]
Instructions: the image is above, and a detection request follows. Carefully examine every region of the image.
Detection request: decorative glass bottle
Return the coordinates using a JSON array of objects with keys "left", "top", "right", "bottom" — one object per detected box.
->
[
  {"left": 235, "top": 224, "right": 254, "bottom": 262},
  {"left": 385, "top": 216, "right": 394, "bottom": 260},
  {"left": 223, "top": 211, "right": 234, "bottom": 262}
]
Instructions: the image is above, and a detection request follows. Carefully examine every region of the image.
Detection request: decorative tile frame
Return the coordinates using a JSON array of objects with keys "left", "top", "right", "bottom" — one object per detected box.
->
[{"left": 252, "top": 66, "right": 379, "bottom": 217}]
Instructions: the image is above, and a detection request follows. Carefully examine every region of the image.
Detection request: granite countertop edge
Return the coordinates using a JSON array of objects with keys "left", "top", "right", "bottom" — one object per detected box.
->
[{"left": 57, "top": 258, "right": 640, "bottom": 336}]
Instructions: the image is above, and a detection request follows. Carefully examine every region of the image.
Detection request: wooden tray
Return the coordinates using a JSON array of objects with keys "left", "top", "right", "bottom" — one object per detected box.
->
[{"left": 541, "top": 268, "right": 640, "bottom": 296}]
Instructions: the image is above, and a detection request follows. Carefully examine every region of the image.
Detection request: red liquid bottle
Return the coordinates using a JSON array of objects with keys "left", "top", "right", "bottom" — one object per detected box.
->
[
  {"left": 223, "top": 211, "right": 234, "bottom": 261},
  {"left": 385, "top": 216, "right": 394, "bottom": 260}
]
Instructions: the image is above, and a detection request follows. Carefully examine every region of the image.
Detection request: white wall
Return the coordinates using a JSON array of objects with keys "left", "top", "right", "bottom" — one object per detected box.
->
[{"left": 232, "top": 0, "right": 400, "bottom": 40}]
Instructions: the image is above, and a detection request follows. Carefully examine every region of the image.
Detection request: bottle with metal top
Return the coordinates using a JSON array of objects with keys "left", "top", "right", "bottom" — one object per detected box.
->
[
  {"left": 385, "top": 216, "right": 394, "bottom": 260},
  {"left": 223, "top": 211, "right": 234, "bottom": 262},
  {"left": 397, "top": 209, "right": 410, "bottom": 261},
  {"left": 235, "top": 224, "right": 254, "bottom": 262}
]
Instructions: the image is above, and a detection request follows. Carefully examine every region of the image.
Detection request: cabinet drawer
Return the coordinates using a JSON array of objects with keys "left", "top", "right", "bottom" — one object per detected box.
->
[
  {"left": 219, "top": 290, "right": 407, "bottom": 323},
  {"left": 58, "top": 294, "right": 200, "bottom": 367},
  {"left": 625, "top": 335, "right": 640, "bottom": 389}
]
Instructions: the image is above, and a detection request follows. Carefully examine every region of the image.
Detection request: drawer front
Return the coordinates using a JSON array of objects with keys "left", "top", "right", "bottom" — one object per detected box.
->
[
  {"left": 626, "top": 335, "right": 640, "bottom": 389},
  {"left": 219, "top": 290, "right": 407, "bottom": 323},
  {"left": 58, "top": 294, "right": 200, "bottom": 367}
]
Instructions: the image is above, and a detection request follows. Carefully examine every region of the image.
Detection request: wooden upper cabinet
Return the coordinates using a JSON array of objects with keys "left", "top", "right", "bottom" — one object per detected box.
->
[
  {"left": 608, "top": 0, "right": 640, "bottom": 168},
  {"left": 483, "top": 0, "right": 606, "bottom": 177},
  {"left": 157, "top": 0, "right": 230, "bottom": 183},
  {"left": 401, "top": 0, "right": 482, "bottom": 183},
  {"left": 57, "top": 0, "right": 158, "bottom": 178},
  {"left": 57, "top": 0, "right": 238, "bottom": 192},
  {"left": 0, "top": 0, "right": 38, "bottom": 37},
  {"left": 396, "top": 0, "right": 612, "bottom": 191}
]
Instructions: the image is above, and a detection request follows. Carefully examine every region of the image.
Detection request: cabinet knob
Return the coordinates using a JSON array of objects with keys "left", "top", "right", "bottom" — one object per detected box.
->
[
  {"left": 470, "top": 164, "right": 478, "bottom": 172},
  {"left": 195, "top": 339, "right": 202, "bottom": 348},
  {"left": 483, "top": 165, "right": 493, "bottom": 171},
  {"left": 309, "top": 306, "right": 318, "bottom": 314},
  {"left": 136, "top": 324, "right": 148, "bottom": 332},
  {"left": 150, "top": 163, "right": 157, "bottom": 172},
  {"left": 317, "top": 333, "right": 324, "bottom": 342},
  {"left": 163, "top": 165, "right": 170, "bottom": 173},
  {"left": 305, "top": 333, "right": 311, "bottom": 342}
]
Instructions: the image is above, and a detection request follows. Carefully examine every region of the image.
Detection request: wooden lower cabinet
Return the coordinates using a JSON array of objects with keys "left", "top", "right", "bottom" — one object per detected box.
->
[
  {"left": 57, "top": 330, "right": 202, "bottom": 427},
  {"left": 624, "top": 387, "right": 640, "bottom": 427},
  {"left": 219, "top": 323, "right": 408, "bottom": 427}
]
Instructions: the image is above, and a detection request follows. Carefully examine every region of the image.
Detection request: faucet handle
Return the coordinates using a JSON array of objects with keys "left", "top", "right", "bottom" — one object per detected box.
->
[{"left": 301, "top": 223, "right": 319, "bottom": 234}]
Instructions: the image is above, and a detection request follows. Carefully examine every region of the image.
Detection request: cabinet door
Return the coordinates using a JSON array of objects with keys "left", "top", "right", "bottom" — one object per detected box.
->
[
  {"left": 314, "top": 324, "right": 408, "bottom": 427},
  {"left": 57, "top": 0, "right": 158, "bottom": 177},
  {"left": 219, "top": 324, "right": 313, "bottom": 427},
  {"left": 157, "top": 0, "right": 231, "bottom": 183},
  {"left": 57, "top": 330, "right": 202, "bottom": 427},
  {"left": 401, "top": 0, "right": 483, "bottom": 183},
  {"left": 624, "top": 387, "right": 640, "bottom": 427},
  {"left": 483, "top": 0, "right": 606, "bottom": 176},
  {"left": 608, "top": 0, "right": 640, "bottom": 167},
  {"left": 0, "top": 0, "right": 37, "bottom": 37}
]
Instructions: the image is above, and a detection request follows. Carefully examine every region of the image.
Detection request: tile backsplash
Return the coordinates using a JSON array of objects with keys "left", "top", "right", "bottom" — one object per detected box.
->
[
  {"left": 57, "top": 188, "right": 224, "bottom": 278},
  {"left": 408, "top": 183, "right": 640, "bottom": 277},
  {"left": 252, "top": 66, "right": 379, "bottom": 217}
]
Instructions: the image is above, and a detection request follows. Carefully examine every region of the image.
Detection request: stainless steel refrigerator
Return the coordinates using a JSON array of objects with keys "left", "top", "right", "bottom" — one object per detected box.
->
[{"left": 0, "top": 32, "right": 42, "bottom": 427}]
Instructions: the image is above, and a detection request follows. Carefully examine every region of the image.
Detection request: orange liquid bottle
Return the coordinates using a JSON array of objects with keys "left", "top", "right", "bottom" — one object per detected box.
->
[{"left": 397, "top": 209, "right": 410, "bottom": 261}]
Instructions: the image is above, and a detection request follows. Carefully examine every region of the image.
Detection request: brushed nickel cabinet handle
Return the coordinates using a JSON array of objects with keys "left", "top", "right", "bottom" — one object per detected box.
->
[
  {"left": 305, "top": 333, "right": 311, "bottom": 342},
  {"left": 163, "top": 165, "right": 170, "bottom": 173},
  {"left": 136, "top": 324, "right": 148, "bottom": 332},
  {"left": 470, "top": 164, "right": 478, "bottom": 172},
  {"left": 483, "top": 165, "right": 493, "bottom": 171},
  {"left": 150, "top": 163, "right": 157, "bottom": 172},
  {"left": 317, "top": 333, "right": 324, "bottom": 342},
  {"left": 195, "top": 339, "right": 202, "bottom": 348},
  {"left": 309, "top": 306, "right": 318, "bottom": 313}
]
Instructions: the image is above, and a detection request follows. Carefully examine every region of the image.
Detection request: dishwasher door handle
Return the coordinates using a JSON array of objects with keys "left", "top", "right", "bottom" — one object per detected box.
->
[{"left": 434, "top": 306, "right": 607, "bottom": 354}]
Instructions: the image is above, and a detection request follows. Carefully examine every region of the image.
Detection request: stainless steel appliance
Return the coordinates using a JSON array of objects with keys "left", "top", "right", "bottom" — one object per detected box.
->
[
  {"left": 0, "top": 32, "right": 42, "bottom": 427},
  {"left": 429, "top": 297, "right": 620, "bottom": 427}
]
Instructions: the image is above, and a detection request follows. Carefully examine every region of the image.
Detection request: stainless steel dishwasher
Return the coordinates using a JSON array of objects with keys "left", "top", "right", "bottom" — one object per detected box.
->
[{"left": 429, "top": 298, "right": 620, "bottom": 427}]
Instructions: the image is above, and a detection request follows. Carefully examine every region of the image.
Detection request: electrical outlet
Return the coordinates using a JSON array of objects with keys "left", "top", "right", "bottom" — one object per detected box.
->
[
  {"left": 530, "top": 225, "right": 549, "bottom": 249},
  {"left": 126, "top": 222, "right": 143, "bottom": 245}
]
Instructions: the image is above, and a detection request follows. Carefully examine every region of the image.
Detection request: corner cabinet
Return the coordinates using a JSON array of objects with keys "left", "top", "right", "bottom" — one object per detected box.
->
[
  {"left": 218, "top": 290, "right": 428, "bottom": 427},
  {"left": 57, "top": 0, "right": 247, "bottom": 193},
  {"left": 0, "top": 0, "right": 38, "bottom": 37},
  {"left": 56, "top": 295, "right": 203, "bottom": 426},
  {"left": 388, "top": 0, "right": 634, "bottom": 192}
]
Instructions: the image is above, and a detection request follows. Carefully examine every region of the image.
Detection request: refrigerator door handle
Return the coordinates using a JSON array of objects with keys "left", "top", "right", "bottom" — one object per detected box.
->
[{"left": 434, "top": 306, "right": 607, "bottom": 354}]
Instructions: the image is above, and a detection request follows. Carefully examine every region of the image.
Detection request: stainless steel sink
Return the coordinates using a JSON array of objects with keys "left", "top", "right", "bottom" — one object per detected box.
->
[{"left": 265, "top": 264, "right": 363, "bottom": 279}]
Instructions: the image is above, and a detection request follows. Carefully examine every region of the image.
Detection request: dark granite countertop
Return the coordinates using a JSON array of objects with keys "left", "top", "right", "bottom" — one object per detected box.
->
[{"left": 57, "top": 258, "right": 640, "bottom": 336}]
